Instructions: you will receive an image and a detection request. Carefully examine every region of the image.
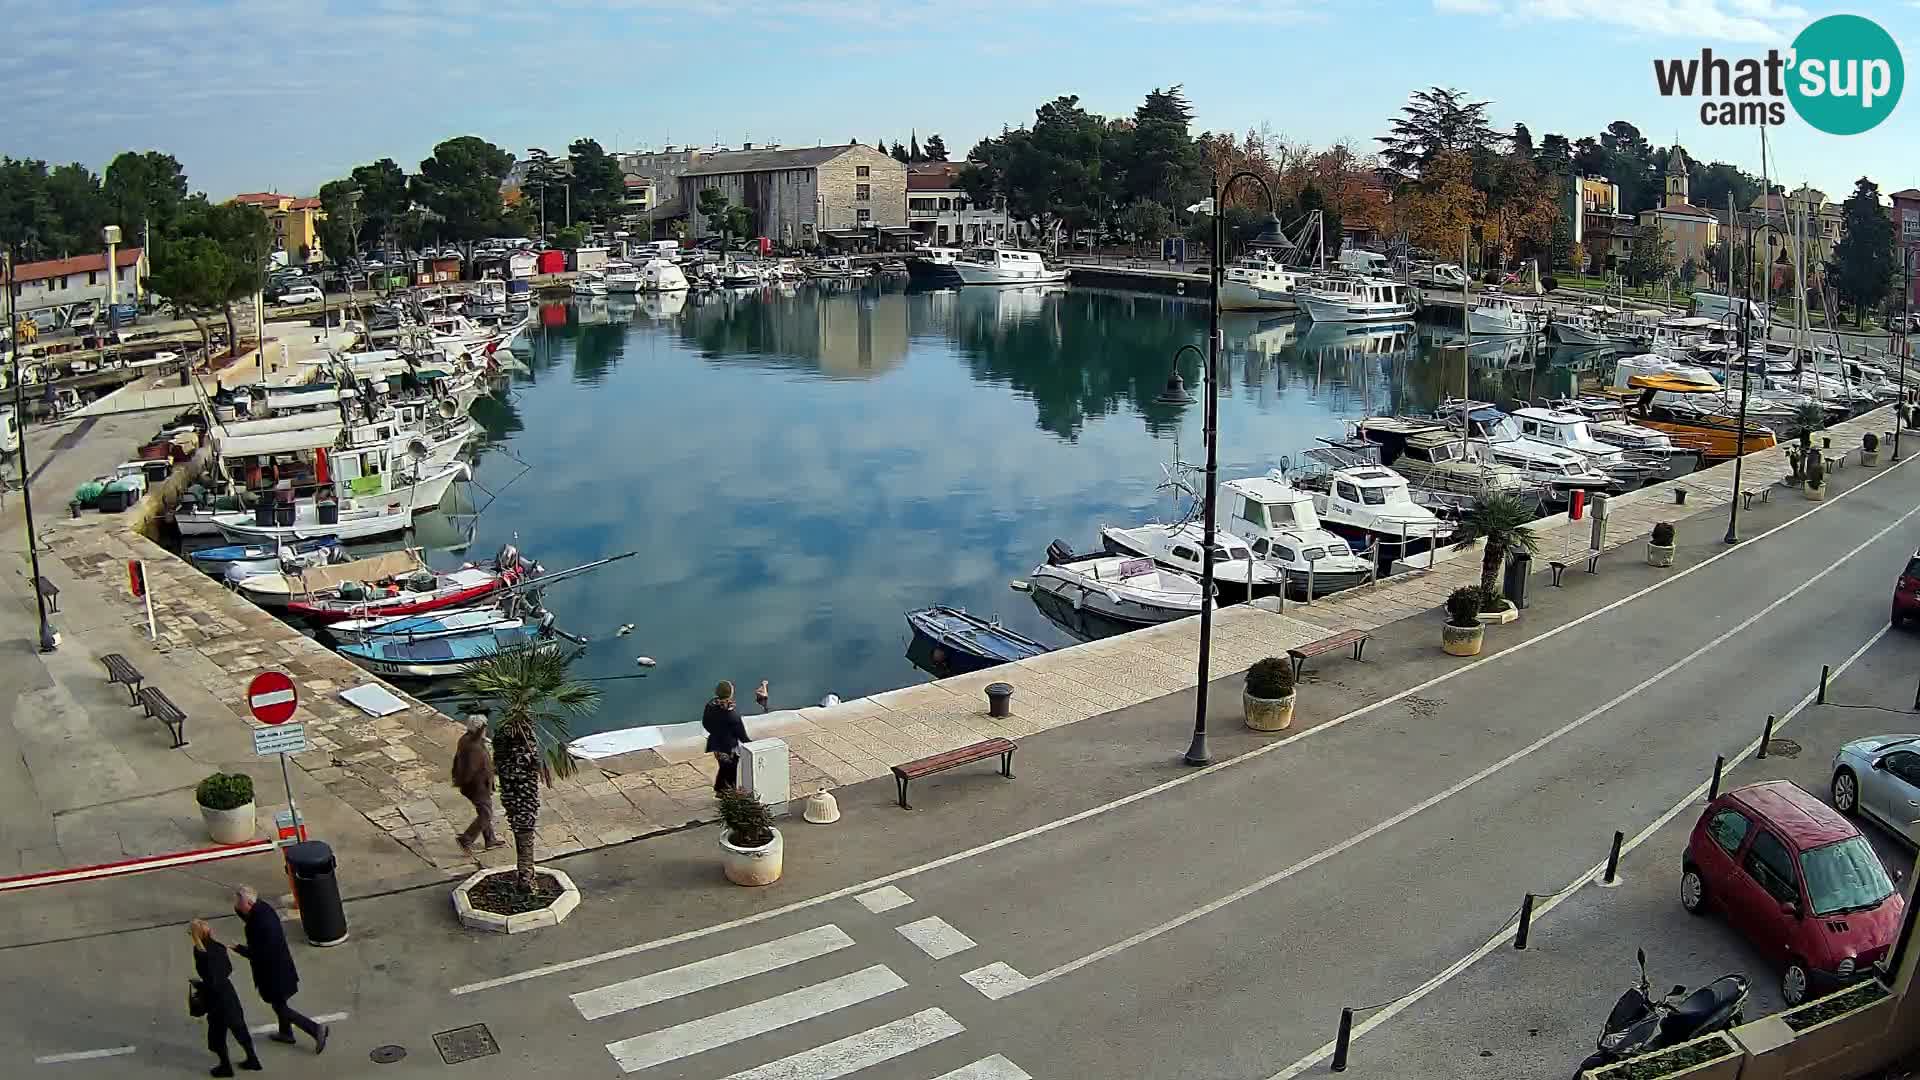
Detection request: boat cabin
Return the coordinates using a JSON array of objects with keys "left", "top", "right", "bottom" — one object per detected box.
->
[{"left": 1222, "top": 476, "right": 1353, "bottom": 566}]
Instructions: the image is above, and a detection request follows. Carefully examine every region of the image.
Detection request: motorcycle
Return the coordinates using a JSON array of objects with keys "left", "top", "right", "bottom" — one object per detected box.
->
[{"left": 1575, "top": 949, "right": 1750, "bottom": 1077}]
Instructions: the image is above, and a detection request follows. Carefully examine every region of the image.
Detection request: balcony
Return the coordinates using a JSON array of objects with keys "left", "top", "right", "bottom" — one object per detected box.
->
[{"left": 908, "top": 207, "right": 941, "bottom": 220}]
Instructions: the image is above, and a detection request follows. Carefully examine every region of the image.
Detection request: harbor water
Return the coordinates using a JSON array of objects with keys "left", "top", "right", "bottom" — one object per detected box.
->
[{"left": 464, "top": 283, "right": 1593, "bottom": 735}]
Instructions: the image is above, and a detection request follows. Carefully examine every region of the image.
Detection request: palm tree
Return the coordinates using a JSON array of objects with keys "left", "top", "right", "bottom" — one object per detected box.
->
[
  {"left": 455, "top": 649, "right": 600, "bottom": 894},
  {"left": 1450, "top": 490, "right": 1541, "bottom": 607},
  {"left": 1792, "top": 402, "right": 1826, "bottom": 450}
]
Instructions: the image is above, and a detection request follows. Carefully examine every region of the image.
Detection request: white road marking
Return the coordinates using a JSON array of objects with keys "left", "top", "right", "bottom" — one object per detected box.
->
[
  {"left": 715, "top": 1007, "right": 963, "bottom": 1080},
  {"left": 933, "top": 1055, "right": 1034, "bottom": 1080},
  {"left": 247, "top": 1010, "right": 348, "bottom": 1036},
  {"left": 960, "top": 962, "right": 1031, "bottom": 1000},
  {"left": 1265, "top": 621, "right": 1895, "bottom": 1079},
  {"left": 448, "top": 448, "right": 1910, "bottom": 997},
  {"left": 573, "top": 925, "right": 855, "bottom": 1020},
  {"left": 895, "top": 915, "right": 976, "bottom": 960},
  {"left": 35, "top": 1047, "right": 136, "bottom": 1064},
  {"left": 854, "top": 885, "right": 914, "bottom": 913},
  {"left": 605, "top": 964, "right": 906, "bottom": 1073},
  {"left": 250, "top": 689, "right": 296, "bottom": 708}
]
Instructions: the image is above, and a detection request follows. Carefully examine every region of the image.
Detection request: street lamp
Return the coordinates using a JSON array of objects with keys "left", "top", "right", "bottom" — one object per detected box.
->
[
  {"left": 1726, "top": 219, "right": 1786, "bottom": 545},
  {"left": 1175, "top": 170, "right": 1282, "bottom": 767},
  {"left": 3, "top": 250, "right": 58, "bottom": 651},
  {"left": 1899, "top": 249, "right": 1912, "bottom": 464}
]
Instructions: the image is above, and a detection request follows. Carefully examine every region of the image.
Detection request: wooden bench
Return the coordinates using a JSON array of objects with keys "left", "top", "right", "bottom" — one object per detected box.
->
[
  {"left": 1742, "top": 487, "right": 1773, "bottom": 510},
  {"left": 33, "top": 576, "right": 59, "bottom": 613},
  {"left": 892, "top": 738, "right": 1016, "bottom": 809},
  {"left": 137, "top": 686, "right": 188, "bottom": 748},
  {"left": 1287, "top": 629, "right": 1371, "bottom": 679},
  {"left": 101, "top": 653, "right": 145, "bottom": 703}
]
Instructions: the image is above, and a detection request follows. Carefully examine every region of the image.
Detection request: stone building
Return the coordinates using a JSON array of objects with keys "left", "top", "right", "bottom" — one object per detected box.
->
[
  {"left": 906, "top": 163, "right": 1027, "bottom": 247},
  {"left": 1636, "top": 146, "right": 1718, "bottom": 271},
  {"left": 677, "top": 144, "right": 908, "bottom": 249}
]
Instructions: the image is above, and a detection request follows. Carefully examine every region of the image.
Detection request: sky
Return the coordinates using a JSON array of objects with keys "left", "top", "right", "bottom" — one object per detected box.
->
[{"left": 2, "top": 0, "right": 1916, "bottom": 203}]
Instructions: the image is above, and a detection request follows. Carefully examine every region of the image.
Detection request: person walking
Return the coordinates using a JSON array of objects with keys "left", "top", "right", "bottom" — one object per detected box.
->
[
  {"left": 232, "top": 887, "right": 328, "bottom": 1054},
  {"left": 452, "top": 714, "right": 502, "bottom": 855},
  {"left": 189, "top": 918, "right": 261, "bottom": 1076},
  {"left": 702, "top": 681, "right": 751, "bottom": 794}
]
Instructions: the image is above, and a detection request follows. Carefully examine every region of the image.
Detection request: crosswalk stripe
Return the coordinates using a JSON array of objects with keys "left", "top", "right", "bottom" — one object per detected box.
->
[
  {"left": 854, "top": 886, "right": 913, "bottom": 913},
  {"left": 606, "top": 964, "right": 906, "bottom": 1074},
  {"left": 894, "top": 916, "right": 976, "bottom": 960},
  {"left": 933, "top": 1055, "right": 1034, "bottom": 1080},
  {"left": 715, "top": 1007, "right": 963, "bottom": 1080},
  {"left": 574, "top": 925, "right": 855, "bottom": 1020}
]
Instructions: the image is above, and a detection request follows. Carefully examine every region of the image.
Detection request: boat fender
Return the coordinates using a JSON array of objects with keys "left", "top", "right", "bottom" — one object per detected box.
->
[
  {"left": 635, "top": 656, "right": 657, "bottom": 667},
  {"left": 1106, "top": 589, "right": 1123, "bottom": 604},
  {"left": 1176, "top": 282, "right": 1185, "bottom": 296}
]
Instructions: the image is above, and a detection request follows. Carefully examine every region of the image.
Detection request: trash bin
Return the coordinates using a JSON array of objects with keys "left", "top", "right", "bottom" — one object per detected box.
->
[
  {"left": 1503, "top": 550, "right": 1533, "bottom": 611},
  {"left": 985, "top": 682, "right": 1014, "bottom": 719},
  {"left": 316, "top": 500, "right": 339, "bottom": 526},
  {"left": 284, "top": 840, "right": 349, "bottom": 946},
  {"left": 274, "top": 503, "right": 296, "bottom": 527}
]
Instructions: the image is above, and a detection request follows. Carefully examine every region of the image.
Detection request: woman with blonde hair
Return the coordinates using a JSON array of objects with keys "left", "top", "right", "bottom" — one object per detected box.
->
[
  {"left": 701, "top": 680, "right": 751, "bottom": 795},
  {"left": 189, "top": 918, "right": 261, "bottom": 1075}
]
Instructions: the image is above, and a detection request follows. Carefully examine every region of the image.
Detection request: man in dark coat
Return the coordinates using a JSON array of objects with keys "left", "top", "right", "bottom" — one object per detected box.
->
[
  {"left": 232, "top": 886, "right": 328, "bottom": 1053},
  {"left": 452, "top": 714, "right": 503, "bottom": 854},
  {"left": 702, "top": 680, "right": 751, "bottom": 794}
]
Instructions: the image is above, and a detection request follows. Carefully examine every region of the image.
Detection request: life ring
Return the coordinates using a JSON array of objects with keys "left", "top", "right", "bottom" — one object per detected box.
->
[{"left": 1175, "top": 282, "right": 1186, "bottom": 296}]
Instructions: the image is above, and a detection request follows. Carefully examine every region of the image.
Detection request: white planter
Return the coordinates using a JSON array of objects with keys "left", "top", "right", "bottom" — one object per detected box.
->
[
  {"left": 1804, "top": 483, "right": 1826, "bottom": 501},
  {"left": 201, "top": 802, "right": 257, "bottom": 845},
  {"left": 1861, "top": 449, "right": 1880, "bottom": 468},
  {"left": 721, "top": 827, "right": 784, "bottom": 886},
  {"left": 1243, "top": 690, "right": 1296, "bottom": 732},
  {"left": 1476, "top": 600, "right": 1518, "bottom": 625},
  {"left": 1442, "top": 623, "right": 1484, "bottom": 656},
  {"left": 452, "top": 866, "right": 582, "bottom": 934},
  {"left": 1647, "top": 542, "right": 1675, "bottom": 567}
]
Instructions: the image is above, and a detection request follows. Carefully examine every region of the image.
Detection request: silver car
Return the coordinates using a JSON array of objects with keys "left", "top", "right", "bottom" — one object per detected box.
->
[{"left": 1831, "top": 735, "right": 1920, "bottom": 846}]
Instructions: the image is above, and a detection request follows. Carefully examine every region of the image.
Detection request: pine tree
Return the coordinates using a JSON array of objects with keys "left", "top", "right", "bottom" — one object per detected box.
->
[
  {"left": 890, "top": 141, "right": 910, "bottom": 164},
  {"left": 909, "top": 131, "right": 923, "bottom": 163},
  {"left": 1827, "top": 177, "right": 1895, "bottom": 327},
  {"left": 924, "top": 133, "right": 949, "bottom": 162}
]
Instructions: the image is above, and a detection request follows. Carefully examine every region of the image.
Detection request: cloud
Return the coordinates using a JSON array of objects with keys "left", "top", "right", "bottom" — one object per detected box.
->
[
  {"left": 1434, "top": 0, "right": 1502, "bottom": 12},
  {"left": 1435, "top": 0, "right": 1806, "bottom": 43}
]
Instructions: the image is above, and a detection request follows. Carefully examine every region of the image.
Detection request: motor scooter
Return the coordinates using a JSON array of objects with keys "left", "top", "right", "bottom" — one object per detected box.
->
[{"left": 1575, "top": 949, "right": 1750, "bottom": 1077}]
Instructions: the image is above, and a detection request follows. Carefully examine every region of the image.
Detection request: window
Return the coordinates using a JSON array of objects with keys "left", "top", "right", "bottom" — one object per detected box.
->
[
  {"left": 1171, "top": 545, "right": 1198, "bottom": 562},
  {"left": 857, "top": 209, "right": 872, "bottom": 223},
  {"left": 1802, "top": 837, "right": 1894, "bottom": 915},
  {"left": 1361, "top": 486, "right": 1386, "bottom": 505},
  {"left": 1742, "top": 830, "right": 1799, "bottom": 904},
  {"left": 1303, "top": 547, "right": 1328, "bottom": 561},
  {"left": 1213, "top": 544, "right": 1247, "bottom": 562},
  {"left": 1705, "top": 809, "right": 1750, "bottom": 855},
  {"left": 1239, "top": 497, "right": 1268, "bottom": 529},
  {"left": 88, "top": 271, "right": 98, "bottom": 285},
  {"left": 938, "top": 198, "right": 951, "bottom": 211},
  {"left": 856, "top": 184, "right": 870, "bottom": 201},
  {"left": 1336, "top": 482, "right": 1360, "bottom": 502},
  {"left": 1520, "top": 421, "right": 1537, "bottom": 436},
  {"left": 856, "top": 165, "right": 870, "bottom": 177},
  {"left": 1251, "top": 539, "right": 1269, "bottom": 557},
  {"left": 1884, "top": 750, "right": 1920, "bottom": 786},
  {"left": 1274, "top": 545, "right": 1297, "bottom": 562}
]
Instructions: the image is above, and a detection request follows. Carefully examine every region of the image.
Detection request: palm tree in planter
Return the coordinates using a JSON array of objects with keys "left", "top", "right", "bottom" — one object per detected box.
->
[
  {"left": 455, "top": 648, "right": 600, "bottom": 896},
  {"left": 1448, "top": 491, "right": 1539, "bottom": 620}
]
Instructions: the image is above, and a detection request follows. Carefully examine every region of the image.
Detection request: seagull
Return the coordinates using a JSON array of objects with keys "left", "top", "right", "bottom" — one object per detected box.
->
[
  {"left": 635, "top": 656, "right": 657, "bottom": 667},
  {"left": 616, "top": 623, "right": 635, "bottom": 637}
]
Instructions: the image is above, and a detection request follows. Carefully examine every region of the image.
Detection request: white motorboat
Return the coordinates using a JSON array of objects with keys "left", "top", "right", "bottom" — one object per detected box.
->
[
  {"left": 1221, "top": 474, "right": 1374, "bottom": 598},
  {"left": 1466, "top": 293, "right": 1545, "bottom": 337},
  {"left": 1028, "top": 540, "right": 1207, "bottom": 627},
  {"left": 804, "top": 257, "right": 862, "bottom": 280},
  {"left": 1295, "top": 275, "right": 1416, "bottom": 323},
  {"left": 1547, "top": 307, "right": 1615, "bottom": 347},
  {"left": 1349, "top": 418, "right": 1543, "bottom": 515},
  {"left": 1510, "top": 406, "right": 1660, "bottom": 489},
  {"left": 1100, "top": 521, "right": 1285, "bottom": 601},
  {"left": 605, "top": 266, "right": 643, "bottom": 294},
  {"left": 1218, "top": 253, "right": 1303, "bottom": 311},
  {"left": 1646, "top": 316, "right": 1719, "bottom": 361},
  {"left": 905, "top": 247, "right": 963, "bottom": 286},
  {"left": 638, "top": 257, "right": 690, "bottom": 293},
  {"left": 1548, "top": 399, "right": 1702, "bottom": 479},
  {"left": 1439, "top": 402, "right": 1616, "bottom": 494},
  {"left": 951, "top": 247, "right": 1068, "bottom": 286},
  {"left": 211, "top": 463, "right": 464, "bottom": 543},
  {"left": 1299, "top": 465, "right": 1450, "bottom": 554},
  {"left": 571, "top": 272, "right": 607, "bottom": 297}
]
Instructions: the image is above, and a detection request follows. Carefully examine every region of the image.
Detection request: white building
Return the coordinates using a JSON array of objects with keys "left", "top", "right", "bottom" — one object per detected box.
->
[
  {"left": 7, "top": 247, "right": 147, "bottom": 317},
  {"left": 906, "top": 164, "right": 1027, "bottom": 247}
]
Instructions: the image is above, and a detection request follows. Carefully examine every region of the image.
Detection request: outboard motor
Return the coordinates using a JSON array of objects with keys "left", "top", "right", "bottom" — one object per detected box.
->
[{"left": 1046, "top": 539, "right": 1076, "bottom": 566}]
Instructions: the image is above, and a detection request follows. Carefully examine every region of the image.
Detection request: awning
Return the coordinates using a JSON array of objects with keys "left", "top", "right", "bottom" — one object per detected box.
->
[{"left": 217, "top": 423, "right": 343, "bottom": 457}]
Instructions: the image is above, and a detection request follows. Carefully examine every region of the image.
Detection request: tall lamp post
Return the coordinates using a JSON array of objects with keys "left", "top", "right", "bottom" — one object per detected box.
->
[
  {"left": 1726, "top": 220, "right": 1785, "bottom": 545},
  {"left": 1157, "top": 170, "right": 1280, "bottom": 767},
  {"left": 1899, "top": 248, "right": 1911, "bottom": 464},
  {"left": 3, "top": 251, "right": 58, "bottom": 652}
]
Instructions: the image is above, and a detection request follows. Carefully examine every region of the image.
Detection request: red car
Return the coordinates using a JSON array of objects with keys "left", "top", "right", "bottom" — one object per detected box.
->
[
  {"left": 1892, "top": 550, "right": 1920, "bottom": 625},
  {"left": 1681, "top": 781, "right": 1905, "bottom": 1005}
]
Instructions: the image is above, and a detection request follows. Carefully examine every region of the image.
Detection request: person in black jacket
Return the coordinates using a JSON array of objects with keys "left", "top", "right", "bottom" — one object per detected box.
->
[
  {"left": 232, "top": 887, "right": 328, "bottom": 1053},
  {"left": 701, "top": 680, "right": 751, "bottom": 794},
  {"left": 189, "top": 919, "right": 261, "bottom": 1076}
]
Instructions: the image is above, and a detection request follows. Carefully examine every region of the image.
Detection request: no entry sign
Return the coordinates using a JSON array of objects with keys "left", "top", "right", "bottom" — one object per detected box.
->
[{"left": 247, "top": 671, "right": 298, "bottom": 725}]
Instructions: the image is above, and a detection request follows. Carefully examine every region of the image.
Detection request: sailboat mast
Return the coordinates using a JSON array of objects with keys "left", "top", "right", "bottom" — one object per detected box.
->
[{"left": 1461, "top": 228, "right": 1472, "bottom": 399}]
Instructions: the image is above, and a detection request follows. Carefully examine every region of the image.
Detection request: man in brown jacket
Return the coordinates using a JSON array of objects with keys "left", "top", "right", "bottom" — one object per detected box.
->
[{"left": 453, "top": 714, "right": 502, "bottom": 854}]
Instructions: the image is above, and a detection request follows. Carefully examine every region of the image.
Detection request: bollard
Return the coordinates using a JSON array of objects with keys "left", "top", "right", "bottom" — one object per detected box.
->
[
  {"left": 1603, "top": 830, "right": 1625, "bottom": 886},
  {"left": 985, "top": 682, "right": 1014, "bottom": 719},
  {"left": 1912, "top": 673, "right": 1920, "bottom": 713},
  {"left": 1709, "top": 755, "right": 1725, "bottom": 801},
  {"left": 1675, "top": 488, "right": 1687, "bottom": 506},
  {"left": 1758, "top": 714, "right": 1776, "bottom": 759},
  {"left": 1819, "top": 664, "right": 1831, "bottom": 704},
  {"left": 1514, "top": 893, "right": 1536, "bottom": 950},
  {"left": 1331, "top": 1008, "right": 1354, "bottom": 1073}
]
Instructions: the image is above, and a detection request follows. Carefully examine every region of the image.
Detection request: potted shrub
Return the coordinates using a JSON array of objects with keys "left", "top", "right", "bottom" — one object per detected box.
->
[
  {"left": 1804, "top": 454, "right": 1826, "bottom": 501},
  {"left": 718, "top": 786, "right": 783, "bottom": 886},
  {"left": 1243, "top": 657, "right": 1296, "bottom": 732},
  {"left": 1442, "top": 586, "right": 1486, "bottom": 656},
  {"left": 196, "top": 772, "right": 257, "bottom": 844},
  {"left": 1647, "top": 521, "right": 1676, "bottom": 567},
  {"left": 1860, "top": 431, "right": 1880, "bottom": 468}
]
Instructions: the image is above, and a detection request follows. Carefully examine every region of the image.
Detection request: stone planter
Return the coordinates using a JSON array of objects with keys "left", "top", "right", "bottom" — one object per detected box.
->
[
  {"left": 1804, "top": 483, "right": 1826, "bottom": 501},
  {"left": 721, "top": 827, "right": 784, "bottom": 886},
  {"left": 1861, "top": 449, "right": 1880, "bottom": 468},
  {"left": 1476, "top": 600, "right": 1518, "bottom": 625},
  {"left": 1731, "top": 979, "right": 1896, "bottom": 1080},
  {"left": 1647, "top": 542, "right": 1675, "bottom": 567},
  {"left": 201, "top": 801, "right": 257, "bottom": 845},
  {"left": 1442, "top": 622, "right": 1484, "bottom": 656},
  {"left": 452, "top": 866, "right": 581, "bottom": 934},
  {"left": 1582, "top": 1031, "right": 1742, "bottom": 1080},
  {"left": 1243, "top": 690, "right": 1296, "bottom": 732}
]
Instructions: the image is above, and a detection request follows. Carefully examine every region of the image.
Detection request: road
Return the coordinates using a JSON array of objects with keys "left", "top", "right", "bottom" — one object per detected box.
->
[{"left": 4, "top": 453, "right": 1919, "bottom": 1078}]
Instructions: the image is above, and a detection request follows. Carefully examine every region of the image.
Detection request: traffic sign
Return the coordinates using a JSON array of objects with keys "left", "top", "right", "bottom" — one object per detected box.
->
[
  {"left": 252, "top": 723, "right": 308, "bottom": 757},
  {"left": 247, "top": 671, "right": 298, "bottom": 725}
]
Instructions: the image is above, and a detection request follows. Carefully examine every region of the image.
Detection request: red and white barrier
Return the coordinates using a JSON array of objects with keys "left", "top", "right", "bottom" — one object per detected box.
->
[{"left": 0, "top": 839, "right": 280, "bottom": 893}]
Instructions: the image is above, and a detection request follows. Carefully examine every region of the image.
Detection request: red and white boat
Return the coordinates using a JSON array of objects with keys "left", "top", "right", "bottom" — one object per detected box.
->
[{"left": 284, "top": 549, "right": 534, "bottom": 624}]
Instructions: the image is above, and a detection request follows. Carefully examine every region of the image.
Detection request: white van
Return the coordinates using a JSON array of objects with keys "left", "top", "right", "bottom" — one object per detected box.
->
[
  {"left": 1338, "top": 248, "right": 1390, "bottom": 275},
  {"left": 1691, "top": 292, "right": 1770, "bottom": 328}
]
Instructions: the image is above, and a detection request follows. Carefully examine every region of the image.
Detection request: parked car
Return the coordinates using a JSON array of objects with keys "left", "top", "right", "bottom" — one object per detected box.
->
[
  {"left": 1892, "top": 550, "right": 1920, "bottom": 625},
  {"left": 277, "top": 284, "right": 324, "bottom": 306},
  {"left": 1681, "top": 780, "right": 1905, "bottom": 1004},
  {"left": 1832, "top": 735, "right": 1920, "bottom": 847}
]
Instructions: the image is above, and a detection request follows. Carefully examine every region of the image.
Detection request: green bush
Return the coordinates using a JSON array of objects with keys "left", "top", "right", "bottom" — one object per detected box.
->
[
  {"left": 1807, "top": 455, "right": 1826, "bottom": 490},
  {"left": 1652, "top": 521, "right": 1675, "bottom": 546},
  {"left": 1446, "top": 586, "right": 1484, "bottom": 628},
  {"left": 1245, "top": 657, "right": 1294, "bottom": 699},
  {"left": 717, "top": 786, "right": 775, "bottom": 847},
  {"left": 1864, "top": 432, "right": 1879, "bottom": 452},
  {"left": 196, "top": 772, "right": 255, "bottom": 811}
]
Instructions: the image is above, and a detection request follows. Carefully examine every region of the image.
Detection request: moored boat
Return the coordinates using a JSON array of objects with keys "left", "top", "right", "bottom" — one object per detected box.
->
[
  {"left": 904, "top": 606, "right": 1049, "bottom": 675},
  {"left": 1027, "top": 541, "right": 1207, "bottom": 627}
]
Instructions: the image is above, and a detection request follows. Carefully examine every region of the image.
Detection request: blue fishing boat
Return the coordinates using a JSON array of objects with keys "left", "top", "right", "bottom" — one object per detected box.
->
[
  {"left": 324, "top": 606, "right": 525, "bottom": 646},
  {"left": 335, "top": 620, "right": 556, "bottom": 679},
  {"left": 188, "top": 535, "right": 340, "bottom": 573},
  {"left": 905, "top": 605, "right": 1049, "bottom": 677}
]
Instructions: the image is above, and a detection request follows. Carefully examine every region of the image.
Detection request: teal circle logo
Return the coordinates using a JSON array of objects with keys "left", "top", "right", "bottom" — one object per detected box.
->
[{"left": 1787, "top": 15, "right": 1903, "bottom": 135}]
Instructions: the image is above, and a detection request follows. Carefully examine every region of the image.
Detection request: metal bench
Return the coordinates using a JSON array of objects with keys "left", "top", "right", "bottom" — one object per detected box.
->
[
  {"left": 892, "top": 738, "right": 1016, "bottom": 809},
  {"left": 33, "top": 576, "right": 59, "bottom": 613},
  {"left": 1742, "top": 487, "right": 1772, "bottom": 510},
  {"left": 101, "top": 653, "right": 145, "bottom": 703},
  {"left": 1584, "top": 547, "right": 1604, "bottom": 573},
  {"left": 1287, "top": 629, "right": 1371, "bottom": 679},
  {"left": 137, "top": 686, "right": 188, "bottom": 748}
]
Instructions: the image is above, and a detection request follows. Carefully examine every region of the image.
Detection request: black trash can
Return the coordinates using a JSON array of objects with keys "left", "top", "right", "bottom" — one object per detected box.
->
[
  {"left": 284, "top": 841, "right": 349, "bottom": 946},
  {"left": 1503, "top": 550, "right": 1533, "bottom": 611},
  {"left": 317, "top": 500, "right": 339, "bottom": 526},
  {"left": 274, "top": 503, "right": 296, "bottom": 527},
  {"left": 254, "top": 501, "right": 275, "bottom": 525}
]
